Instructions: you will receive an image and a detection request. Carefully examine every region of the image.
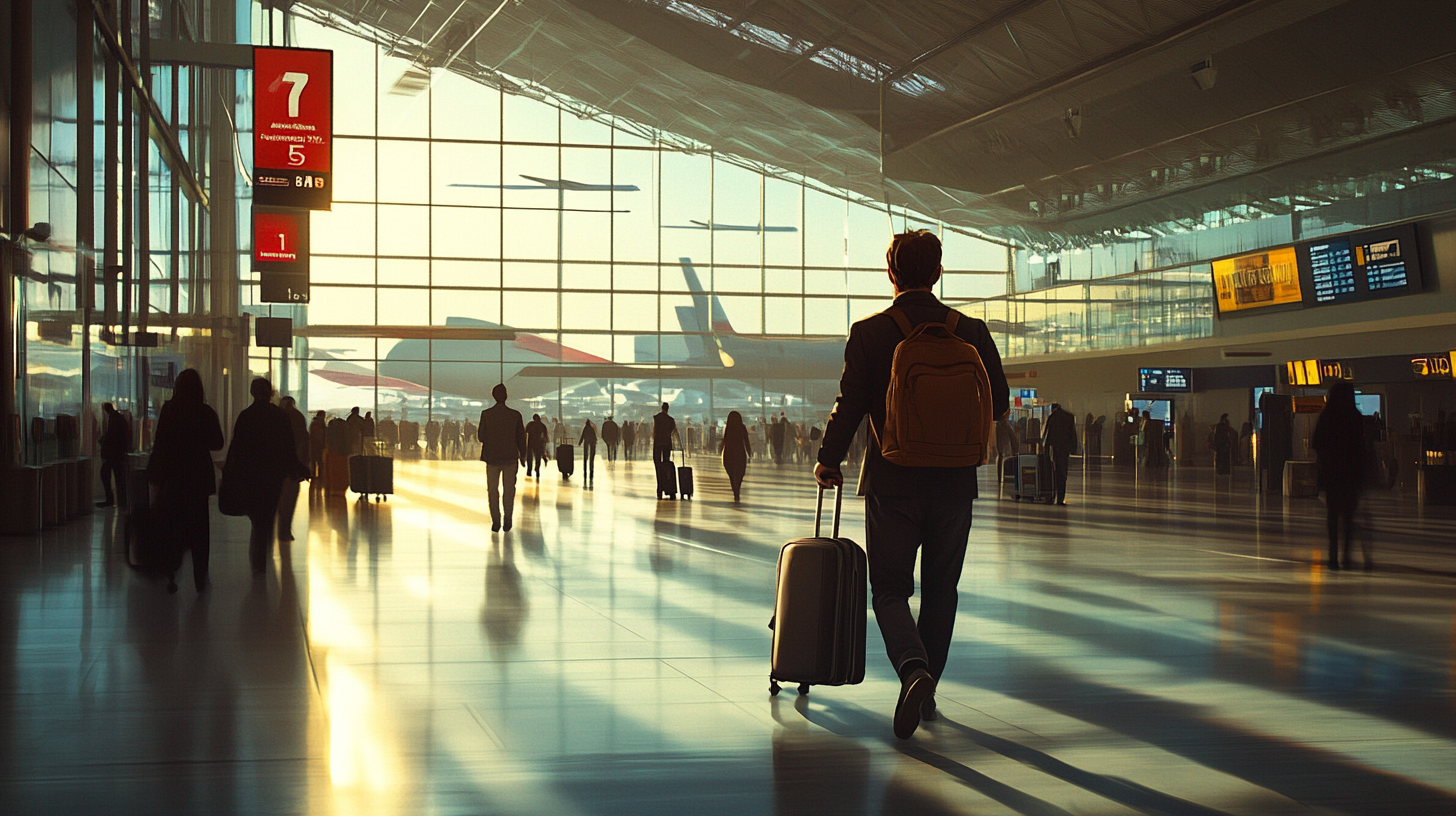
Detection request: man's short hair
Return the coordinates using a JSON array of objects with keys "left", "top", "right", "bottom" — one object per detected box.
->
[
  {"left": 280, "top": 396, "right": 296, "bottom": 408},
  {"left": 250, "top": 377, "right": 273, "bottom": 401},
  {"left": 887, "top": 230, "right": 942, "bottom": 290},
  {"left": 102, "top": 402, "right": 114, "bottom": 412},
  {"left": 492, "top": 383, "right": 508, "bottom": 402},
  {"left": 661, "top": 402, "right": 669, "bottom": 412}
]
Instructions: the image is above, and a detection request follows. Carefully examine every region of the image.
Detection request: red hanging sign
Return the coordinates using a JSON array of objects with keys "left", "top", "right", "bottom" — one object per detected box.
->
[{"left": 253, "top": 46, "right": 333, "bottom": 210}]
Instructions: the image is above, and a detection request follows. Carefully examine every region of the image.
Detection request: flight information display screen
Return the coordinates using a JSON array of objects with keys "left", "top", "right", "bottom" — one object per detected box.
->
[
  {"left": 1221, "top": 223, "right": 1423, "bottom": 318},
  {"left": 1305, "top": 237, "right": 1356, "bottom": 303},
  {"left": 1139, "top": 367, "right": 1191, "bottom": 393}
]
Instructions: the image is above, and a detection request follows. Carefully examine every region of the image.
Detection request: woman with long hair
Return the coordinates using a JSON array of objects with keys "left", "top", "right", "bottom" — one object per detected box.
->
[
  {"left": 720, "top": 411, "right": 753, "bottom": 502},
  {"left": 147, "top": 368, "right": 224, "bottom": 593}
]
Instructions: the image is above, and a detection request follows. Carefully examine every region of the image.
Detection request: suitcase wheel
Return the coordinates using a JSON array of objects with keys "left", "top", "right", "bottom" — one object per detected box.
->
[
  {"left": 797, "top": 683, "right": 810, "bottom": 695},
  {"left": 769, "top": 679, "right": 781, "bottom": 696}
]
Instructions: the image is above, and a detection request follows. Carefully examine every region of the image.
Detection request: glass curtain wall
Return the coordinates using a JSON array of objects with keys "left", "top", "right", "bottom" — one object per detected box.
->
[{"left": 249, "top": 19, "right": 1009, "bottom": 440}]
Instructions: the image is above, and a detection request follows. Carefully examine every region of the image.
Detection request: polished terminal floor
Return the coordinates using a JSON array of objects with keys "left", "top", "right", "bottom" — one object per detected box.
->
[{"left": 2, "top": 455, "right": 1454, "bottom": 815}]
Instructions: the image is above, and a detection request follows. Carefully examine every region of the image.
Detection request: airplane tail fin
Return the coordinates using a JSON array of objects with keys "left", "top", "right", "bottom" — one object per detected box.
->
[{"left": 679, "top": 258, "right": 735, "bottom": 335}]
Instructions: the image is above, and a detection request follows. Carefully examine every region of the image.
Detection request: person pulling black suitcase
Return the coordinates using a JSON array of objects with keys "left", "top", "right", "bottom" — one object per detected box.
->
[{"left": 769, "top": 485, "right": 866, "bottom": 696}]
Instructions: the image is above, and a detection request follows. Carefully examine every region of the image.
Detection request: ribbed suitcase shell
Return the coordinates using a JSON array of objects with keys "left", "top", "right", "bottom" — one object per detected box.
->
[{"left": 770, "top": 487, "right": 866, "bottom": 692}]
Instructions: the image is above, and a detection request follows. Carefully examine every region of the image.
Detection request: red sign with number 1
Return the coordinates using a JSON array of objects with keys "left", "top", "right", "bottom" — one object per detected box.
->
[{"left": 254, "top": 46, "right": 333, "bottom": 209}]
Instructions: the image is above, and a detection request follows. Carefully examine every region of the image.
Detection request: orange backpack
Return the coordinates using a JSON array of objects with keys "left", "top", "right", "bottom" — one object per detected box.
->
[{"left": 878, "top": 307, "right": 994, "bottom": 468}]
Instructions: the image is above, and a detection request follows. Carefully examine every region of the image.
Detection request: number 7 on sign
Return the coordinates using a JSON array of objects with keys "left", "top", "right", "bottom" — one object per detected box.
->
[{"left": 278, "top": 71, "right": 308, "bottom": 117}]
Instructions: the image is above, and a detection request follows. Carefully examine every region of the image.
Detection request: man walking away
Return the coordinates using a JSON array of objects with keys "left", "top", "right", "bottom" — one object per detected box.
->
[
  {"left": 653, "top": 403, "right": 677, "bottom": 466},
  {"left": 579, "top": 419, "right": 598, "bottom": 484},
  {"left": 227, "top": 379, "right": 307, "bottom": 576},
  {"left": 1312, "top": 382, "right": 1369, "bottom": 570},
  {"left": 277, "top": 396, "right": 310, "bottom": 541},
  {"left": 815, "top": 229, "right": 1008, "bottom": 740},
  {"left": 97, "top": 402, "right": 132, "bottom": 507},
  {"left": 602, "top": 416, "right": 620, "bottom": 462},
  {"left": 622, "top": 421, "right": 637, "bottom": 461},
  {"left": 1042, "top": 403, "right": 1077, "bottom": 506},
  {"left": 525, "top": 414, "right": 548, "bottom": 478},
  {"left": 479, "top": 384, "right": 528, "bottom": 532},
  {"left": 1209, "top": 414, "right": 1236, "bottom": 476}
]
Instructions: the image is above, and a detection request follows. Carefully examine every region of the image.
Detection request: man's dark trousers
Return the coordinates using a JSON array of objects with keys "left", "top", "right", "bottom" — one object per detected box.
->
[
  {"left": 653, "top": 443, "right": 671, "bottom": 465},
  {"left": 1048, "top": 446, "right": 1071, "bottom": 503},
  {"left": 99, "top": 457, "right": 127, "bottom": 505},
  {"left": 865, "top": 494, "right": 973, "bottom": 680}
]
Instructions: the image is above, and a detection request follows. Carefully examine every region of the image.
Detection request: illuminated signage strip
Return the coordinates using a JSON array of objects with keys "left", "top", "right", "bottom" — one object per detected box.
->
[{"left": 1212, "top": 247, "right": 1302, "bottom": 313}]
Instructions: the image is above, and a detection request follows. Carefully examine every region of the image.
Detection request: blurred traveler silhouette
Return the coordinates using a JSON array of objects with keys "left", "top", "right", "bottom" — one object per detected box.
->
[
  {"left": 362, "top": 410, "right": 376, "bottom": 448},
  {"left": 227, "top": 378, "right": 308, "bottom": 575},
  {"left": 770, "top": 414, "right": 787, "bottom": 464},
  {"left": 720, "top": 411, "right": 752, "bottom": 502},
  {"left": 579, "top": 419, "right": 598, "bottom": 483},
  {"left": 96, "top": 402, "right": 132, "bottom": 507},
  {"left": 1312, "top": 381, "right": 1371, "bottom": 570},
  {"left": 815, "top": 229, "right": 1008, "bottom": 739},
  {"left": 1209, "top": 413, "right": 1236, "bottom": 475},
  {"left": 346, "top": 407, "right": 364, "bottom": 455},
  {"left": 1041, "top": 403, "right": 1077, "bottom": 506},
  {"left": 308, "top": 410, "right": 326, "bottom": 479},
  {"left": 147, "top": 368, "right": 224, "bottom": 593},
  {"left": 479, "top": 384, "right": 528, "bottom": 532},
  {"left": 525, "top": 414, "right": 548, "bottom": 477},
  {"left": 424, "top": 418, "right": 441, "bottom": 459},
  {"left": 378, "top": 415, "right": 398, "bottom": 452},
  {"left": 602, "top": 416, "right": 620, "bottom": 462},
  {"left": 622, "top": 420, "right": 637, "bottom": 461},
  {"left": 653, "top": 403, "right": 677, "bottom": 465},
  {"left": 278, "top": 396, "right": 309, "bottom": 541}
]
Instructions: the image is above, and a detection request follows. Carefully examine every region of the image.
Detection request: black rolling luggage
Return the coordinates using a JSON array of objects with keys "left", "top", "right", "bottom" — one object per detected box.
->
[
  {"left": 556, "top": 443, "right": 574, "bottom": 478},
  {"left": 677, "top": 454, "right": 694, "bottom": 499},
  {"left": 655, "top": 457, "right": 678, "bottom": 499},
  {"left": 769, "top": 485, "right": 866, "bottom": 696},
  {"left": 349, "top": 454, "right": 394, "bottom": 501},
  {"left": 123, "top": 470, "right": 174, "bottom": 572}
]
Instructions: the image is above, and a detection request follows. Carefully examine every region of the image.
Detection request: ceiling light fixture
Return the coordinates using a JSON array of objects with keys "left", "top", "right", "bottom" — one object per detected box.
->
[
  {"left": 1063, "top": 107, "right": 1082, "bottom": 139},
  {"left": 1191, "top": 58, "right": 1217, "bottom": 91}
]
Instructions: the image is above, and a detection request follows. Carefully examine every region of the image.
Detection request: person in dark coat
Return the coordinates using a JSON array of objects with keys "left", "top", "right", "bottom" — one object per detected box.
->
[
  {"left": 97, "top": 402, "right": 132, "bottom": 507},
  {"left": 525, "top": 414, "right": 548, "bottom": 477},
  {"left": 1209, "top": 413, "right": 1237, "bottom": 475},
  {"left": 622, "top": 420, "right": 637, "bottom": 461},
  {"left": 815, "top": 229, "right": 1008, "bottom": 740},
  {"left": 1041, "top": 403, "right": 1078, "bottom": 505},
  {"left": 278, "top": 396, "right": 310, "bottom": 541},
  {"left": 308, "top": 411, "right": 327, "bottom": 480},
  {"left": 602, "top": 416, "right": 620, "bottom": 462},
  {"left": 345, "top": 407, "right": 364, "bottom": 455},
  {"left": 1312, "top": 382, "right": 1370, "bottom": 570},
  {"left": 227, "top": 378, "right": 308, "bottom": 575},
  {"left": 478, "top": 384, "right": 528, "bottom": 532},
  {"left": 579, "top": 419, "right": 598, "bottom": 483},
  {"left": 147, "top": 368, "right": 224, "bottom": 593},
  {"left": 720, "top": 411, "right": 752, "bottom": 502}
]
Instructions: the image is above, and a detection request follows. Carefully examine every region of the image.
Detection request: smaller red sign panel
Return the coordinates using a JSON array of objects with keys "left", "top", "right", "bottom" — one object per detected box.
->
[
  {"left": 253, "top": 207, "right": 310, "bottom": 303},
  {"left": 254, "top": 47, "right": 333, "bottom": 210},
  {"left": 254, "top": 211, "right": 301, "bottom": 264}
]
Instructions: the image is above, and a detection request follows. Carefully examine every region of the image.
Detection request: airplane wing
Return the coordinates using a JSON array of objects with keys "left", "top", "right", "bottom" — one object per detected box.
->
[{"left": 310, "top": 368, "right": 430, "bottom": 394}]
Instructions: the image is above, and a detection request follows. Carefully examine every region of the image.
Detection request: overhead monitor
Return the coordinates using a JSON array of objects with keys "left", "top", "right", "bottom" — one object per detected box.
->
[
  {"left": 1296, "top": 223, "right": 1422, "bottom": 306},
  {"left": 1211, "top": 247, "right": 1301, "bottom": 313},
  {"left": 1139, "top": 367, "right": 1191, "bottom": 393},
  {"left": 253, "top": 207, "right": 311, "bottom": 303}
]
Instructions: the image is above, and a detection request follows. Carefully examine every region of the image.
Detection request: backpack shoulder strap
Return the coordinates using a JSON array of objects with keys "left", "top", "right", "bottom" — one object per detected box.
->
[
  {"left": 943, "top": 309, "right": 960, "bottom": 333},
  {"left": 885, "top": 306, "right": 915, "bottom": 337}
]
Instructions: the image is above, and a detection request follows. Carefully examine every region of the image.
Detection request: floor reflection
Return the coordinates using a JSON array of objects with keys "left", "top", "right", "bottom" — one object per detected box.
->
[{"left": 2, "top": 461, "right": 1454, "bottom": 814}]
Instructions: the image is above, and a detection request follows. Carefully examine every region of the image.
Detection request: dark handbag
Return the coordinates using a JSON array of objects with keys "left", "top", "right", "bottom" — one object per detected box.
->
[{"left": 217, "top": 460, "right": 247, "bottom": 516}]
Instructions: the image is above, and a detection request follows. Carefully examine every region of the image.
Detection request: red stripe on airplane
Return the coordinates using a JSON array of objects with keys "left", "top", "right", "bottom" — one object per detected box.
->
[
  {"left": 513, "top": 334, "right": 611, "bottom": 364},
  {"left": 310, "top": 369, "right": 430, "bottom": 394},
  {"left": 711, "top": 322, "right": 734, "bottom": 333}
]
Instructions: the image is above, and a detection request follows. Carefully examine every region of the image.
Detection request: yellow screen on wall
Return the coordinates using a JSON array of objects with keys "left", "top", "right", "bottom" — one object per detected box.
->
[{"left": 1212, "top": 246, "right": 1302, "bottom": 313}]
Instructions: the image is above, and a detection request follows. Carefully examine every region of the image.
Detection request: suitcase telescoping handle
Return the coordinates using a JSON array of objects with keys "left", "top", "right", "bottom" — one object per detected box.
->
[{"left": 814, "top": 484, "right": 843, "bottom": 539}]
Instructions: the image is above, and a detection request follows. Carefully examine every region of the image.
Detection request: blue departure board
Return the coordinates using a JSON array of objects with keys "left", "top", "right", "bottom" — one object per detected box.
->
[
  {"left": 1357, "top": 236, "right": 1409, "bottom": 291},
  {"left": 1306, "top": 237, "right": 1356, "bottom": 302}
]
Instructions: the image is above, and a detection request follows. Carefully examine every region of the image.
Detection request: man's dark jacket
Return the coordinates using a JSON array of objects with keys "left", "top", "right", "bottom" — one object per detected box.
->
[
  {"left": 525, "top": 418, "right": 548, "bottom": 451},
  {"left": 479, "top": 403, "right": 528, "bottom": 466},
  {"left": 819, "top": 290, "right": 1009, "bottom": 498},
  {"left": 100, "top": 411, "right": 131, "bottom": 460},
  {"left": 1042, "top": 408, "right": 1078, "bottom": 454}
]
